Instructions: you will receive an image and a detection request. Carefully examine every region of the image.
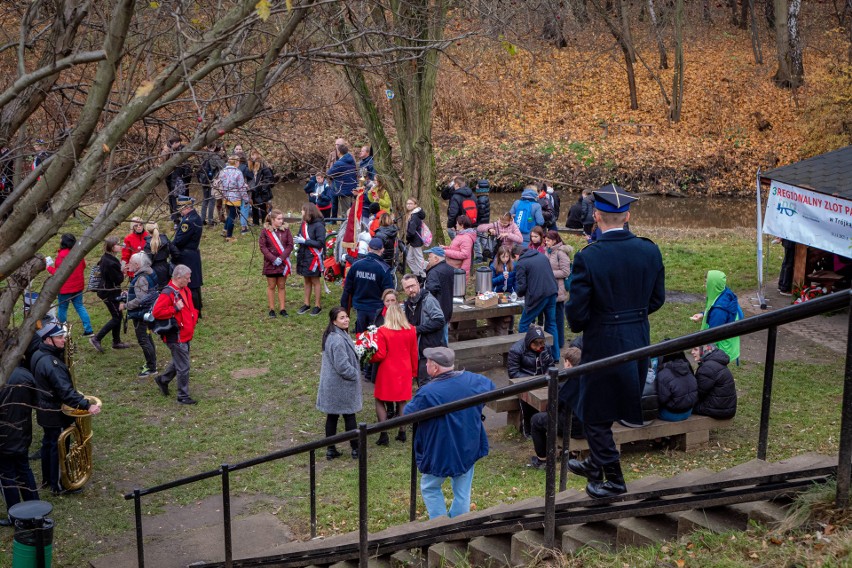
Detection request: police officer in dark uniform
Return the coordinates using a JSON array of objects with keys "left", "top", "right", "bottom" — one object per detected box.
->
[
  {"left": 173, "top": 195, "right": 204, "bottom": 317},
  {"left": 31, "top": 322, "right": 101, "bottom": 494},
  {"left": 564, "top": 184, "right": 666, "bottom": 498}
]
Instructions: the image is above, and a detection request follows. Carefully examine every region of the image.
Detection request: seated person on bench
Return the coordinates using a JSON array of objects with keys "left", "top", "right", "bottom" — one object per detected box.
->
[
  {"left": 507, "top": 326, "right": 554, "bottom": 379},
  {"left": 528, "top": 347, "right": 583, "bottom": 469},
  {"left": 655, "top": 350, "right": 698, "bottom": 422},
  {"left": 691, "top": 343, "right": 737, "bottom": 420}
]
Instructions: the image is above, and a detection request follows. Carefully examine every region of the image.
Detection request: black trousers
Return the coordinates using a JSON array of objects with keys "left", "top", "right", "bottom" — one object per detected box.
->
[
  {"left": 0, "top": 453, "right": 39, "bottom": 510},
  {"left": 190, "top": 287, "right": 202, "bottom": 315},
  {"left": 96, "top": 298, "right": 122, "bottom": 344},
  {"left": 133, "top": 318, "right": 157, "bottom": 372},
  {"left": 530, "top": 410, "right": 585, "bottom": 458},
  {"left": 584, "top": 421, "right": 619, "bottom": 466},
  {"left": 325, "top": 414, "right": 358, "bottom": 449},
  {"left": 778, "top": 239, "right": 796, "bottom": 292}
]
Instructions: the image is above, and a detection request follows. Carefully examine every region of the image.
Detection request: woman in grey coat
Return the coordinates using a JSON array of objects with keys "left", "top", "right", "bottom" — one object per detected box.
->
[{"left": 317, "top": 307, "right": 363, "bottom": 460}]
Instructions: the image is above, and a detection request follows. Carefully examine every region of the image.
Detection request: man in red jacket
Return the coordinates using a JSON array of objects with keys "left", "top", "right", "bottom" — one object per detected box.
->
[
  {"left": 151, "top": 264, "right": 198, "bottom": 405},
  {"left": 122, "top": 217, "right": 148, "bottom": 278}
]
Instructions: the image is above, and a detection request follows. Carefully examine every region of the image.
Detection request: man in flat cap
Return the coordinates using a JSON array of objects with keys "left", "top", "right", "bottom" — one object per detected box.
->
[
  {"left": 173, "top": 196, "right": 204, "bottom": 318},
  {"left": 565, "top": 184, "right": 665, "bottom": 498},
  {"left": 404, "top": 347, "right": 494, "bottom": 519}
]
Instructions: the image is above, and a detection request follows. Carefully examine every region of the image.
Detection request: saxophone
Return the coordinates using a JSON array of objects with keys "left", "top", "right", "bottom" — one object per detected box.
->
[{"left": 58, "top": 332, "right": 100, "bottom": 491}]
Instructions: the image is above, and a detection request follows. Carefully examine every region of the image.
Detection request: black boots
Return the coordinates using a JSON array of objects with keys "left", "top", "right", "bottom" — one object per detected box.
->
[
  {"left": 376, "top": 432, "right": 390, "bottom": 446},
  {"left": 586, "top": 461, "right": 627, "bottom": 499},
  {"left": 566, "top": 456, "right": 603, "bottom": 482}
]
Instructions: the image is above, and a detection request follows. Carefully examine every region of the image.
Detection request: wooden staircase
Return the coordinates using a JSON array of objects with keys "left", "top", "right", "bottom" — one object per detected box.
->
[{"left": 198, "top": 454, "right": 835, "bottom": 568}]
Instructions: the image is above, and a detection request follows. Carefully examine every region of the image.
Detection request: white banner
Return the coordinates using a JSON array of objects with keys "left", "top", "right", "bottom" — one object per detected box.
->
[{"left": 762, "top": 180, "right": 852, "bottom": 258}]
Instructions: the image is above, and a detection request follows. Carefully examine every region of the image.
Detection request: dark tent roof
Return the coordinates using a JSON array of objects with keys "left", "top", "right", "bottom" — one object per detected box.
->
[{"left": 761, "top": 146, "right": 852, "bottom": 199}]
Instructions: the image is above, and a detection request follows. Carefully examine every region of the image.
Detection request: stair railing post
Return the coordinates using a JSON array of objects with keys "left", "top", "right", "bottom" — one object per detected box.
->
[
  {"left": 309, "top": 449, "right": 317, "bottom": 538},
  {"left": 133, "top": 489, "right": 144, "bottom": 568},
  {"left": 221, "top": 464, "right": 232, "bottom": 568},
  {"left": 358, "top": 423, "right": 369, "bottom": 568},
  {"left": 560, "top": 408, "right": 571, "bottom": 492},
  {"left": 836, "top": 294, "right": 852, "bottom": 509},
  {"left": 757, "top": 325, "right": 777, "bottom": 460},
  {"left": 409, "top": 423, "right": 418, "bottom": 522},
  {"left": 544, "top": 367, "right": 559, "bottom": 549}
]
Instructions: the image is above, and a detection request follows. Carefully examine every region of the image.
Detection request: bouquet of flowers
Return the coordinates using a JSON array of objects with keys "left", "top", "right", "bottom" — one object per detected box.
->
[{"left": 353, "top": 325, "right": 378, "bottom": 365}]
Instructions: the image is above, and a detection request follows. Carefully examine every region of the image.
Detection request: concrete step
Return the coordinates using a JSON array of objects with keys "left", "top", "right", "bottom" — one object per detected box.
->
[
  {"left": 427, "top": 541, "right": 467, "bottom": 568},
  {"left": 617, "top": 514, "right": 680, "bottom": 548},
  {"left": 329, "top": 558, "right": 392, "bottom": 568},
  {"left": 509, "top": 530, "right": 550, "bottom": 566},
  {"left": 730, "top": 499, "right": 790, "bottom": 528},
  {"left": 390, "top": 547, "right": 427, "bottom": 568},
  {"left": 467, "top": 535, "right": 513, "bottom": 568},
  {"left": 561, "top": 521, "right": 620, "bottom": 553},
  {"left": 676, "top": 505, "right": 751, "bottom": 537}
]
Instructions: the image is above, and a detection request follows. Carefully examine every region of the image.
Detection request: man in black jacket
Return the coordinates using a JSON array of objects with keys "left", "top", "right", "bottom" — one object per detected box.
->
[
  {"left": 31, "top": 322, "right": 101, "bottom": 494},
  {"left": 515, "top": 248, "right": 559, "bottom": 361},
  {"left": 173, "top": 196, "right": 204, "bottom": 317},
  {"left": 446, "top": 176, "right": 474, "bottom": 237},
  {"left": 402, "top": 274, "right": 446, "bottom": 386},
  {"left": 341, "top": 238, "right": 395, "bottom": 333},
  {"left": 0, "top": 367, "right": 40, "bottom": 525},
  {"left": 507, "top": 326, "right": 555, "bottom": 379},
  {"left": 424, "top": 248, "right": 455, "bottom": 344}
]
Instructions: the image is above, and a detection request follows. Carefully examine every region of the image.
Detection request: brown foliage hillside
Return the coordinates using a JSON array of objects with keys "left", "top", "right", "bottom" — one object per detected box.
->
[{"left": 254, "top": 4, "right": 850, "bottom": 196}]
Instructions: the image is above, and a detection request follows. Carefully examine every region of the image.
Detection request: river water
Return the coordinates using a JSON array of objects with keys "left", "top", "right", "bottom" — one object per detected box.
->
[{"left": 273, "top": 183, "right": 761, "bottom": 229}]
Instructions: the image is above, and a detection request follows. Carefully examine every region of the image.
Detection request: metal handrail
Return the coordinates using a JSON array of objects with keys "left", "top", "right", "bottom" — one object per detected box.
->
[{"left": 124, "top": 289, "right": 852, "bottom": 567}]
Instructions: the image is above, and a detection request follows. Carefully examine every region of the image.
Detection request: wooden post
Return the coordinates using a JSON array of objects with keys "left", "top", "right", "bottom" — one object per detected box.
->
[{"left": 793, "top": 243, "right": 807, "bottom": 289}]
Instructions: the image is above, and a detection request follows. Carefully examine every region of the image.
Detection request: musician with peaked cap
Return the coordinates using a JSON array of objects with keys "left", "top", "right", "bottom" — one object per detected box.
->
[
  {"left": 173, "top": 195, "right": 204, "bottom": 318},
  {"left": 31, "top": 321, "right": 101, "bottom": 494},
  {"left": 565, "top": 184, "right": 665, "bottom": 499}
]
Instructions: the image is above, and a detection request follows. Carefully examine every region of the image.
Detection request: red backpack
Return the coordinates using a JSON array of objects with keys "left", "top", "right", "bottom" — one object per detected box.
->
[{"left": 461, "top": 198, "right": 478, "bottom": 224}]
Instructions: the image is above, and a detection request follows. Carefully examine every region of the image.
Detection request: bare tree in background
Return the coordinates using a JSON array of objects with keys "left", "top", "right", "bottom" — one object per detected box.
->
[
  {"left": 648, "top": 0, "right": 669, "bottom": 69},
  {"left": 0, "top": 0, "right": 432, "bottom": 387},
  {"left": 772, "top": 0, "right": 804, "bottom": 87}
]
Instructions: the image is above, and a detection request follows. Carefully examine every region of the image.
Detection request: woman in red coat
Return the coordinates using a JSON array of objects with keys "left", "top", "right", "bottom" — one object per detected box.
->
[
  {"left": 258, "top": 209, "right": 294, "bottom": 317},
  {"left": 371, "top": 303, "right": 418, "bottom": 445}
]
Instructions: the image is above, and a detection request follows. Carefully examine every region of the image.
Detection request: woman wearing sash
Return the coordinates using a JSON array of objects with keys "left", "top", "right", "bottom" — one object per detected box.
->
[
  {"left": 259, "top": 209, "right": 294, "bottom": 317},
  {"left": 295, "top": 203, "right": 326, "bottom": 316}
]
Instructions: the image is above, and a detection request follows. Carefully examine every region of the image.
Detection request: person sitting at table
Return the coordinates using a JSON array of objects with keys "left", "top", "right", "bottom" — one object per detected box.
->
[
  {"left": 528, "top": 346, "right": 583, "bottom": 469},
  {"left": 487, "top": 245, "right": 517, "bottom": 336},
  {"left": 507, "top": 326, "right": 555, "bottom": 379}
]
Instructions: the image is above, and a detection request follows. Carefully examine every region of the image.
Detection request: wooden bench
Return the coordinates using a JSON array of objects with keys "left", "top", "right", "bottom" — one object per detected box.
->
[
  {"left": 508, "top": 377, "right": 733, "bottom": 451},
  {"left": 451, "top": 333, "right": 553, "bottom": 373}
]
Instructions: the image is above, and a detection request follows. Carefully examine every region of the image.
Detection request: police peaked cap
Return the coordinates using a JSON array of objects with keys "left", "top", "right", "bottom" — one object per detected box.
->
[{"left": 593, "top": 184, "right": 638, "bottom": 213}]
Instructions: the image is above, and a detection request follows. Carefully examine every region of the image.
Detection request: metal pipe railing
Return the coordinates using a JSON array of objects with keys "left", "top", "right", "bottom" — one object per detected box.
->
[{"left": 125, "top": 289, "right": 852, "bottom": 567}]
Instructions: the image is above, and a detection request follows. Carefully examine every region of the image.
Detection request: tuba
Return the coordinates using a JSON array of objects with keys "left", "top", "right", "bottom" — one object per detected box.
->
[{"left": 57, "top": 332, "right": 100, "bottom": 491}]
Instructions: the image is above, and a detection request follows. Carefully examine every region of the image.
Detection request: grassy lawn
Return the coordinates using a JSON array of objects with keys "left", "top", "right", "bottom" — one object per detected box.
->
[{"left": 2, "top": 216, "right": 848, "bottom": 567}]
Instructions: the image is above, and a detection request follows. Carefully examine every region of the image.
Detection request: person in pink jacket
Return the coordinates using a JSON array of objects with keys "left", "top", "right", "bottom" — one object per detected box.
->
[
  {"left": 443, "top": 215, "right": 477, "bottom": 277},
  {"left": 477, "top": 212, "right": 523, "bottom": 249}
]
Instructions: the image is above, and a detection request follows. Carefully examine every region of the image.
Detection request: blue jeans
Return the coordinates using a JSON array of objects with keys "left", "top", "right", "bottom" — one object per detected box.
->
[
  {"left": 225, "top": 205, "right": 239, "bottom": 237},
  {"left": 659, "top": 408, "right": 692, "bottom": 422},
  {"left": 554, "top": 300, "right": 565, "bottom": 350},
  {"left": 518, "top": 295, "right": 559, "bottom": 361},
  {"left": 240, "top": 202, "right": 250, "bottom": 229},
  {"left": 442, "top": 323, "right": 449, "bottom": 346},
  {"left": 420, "top": 466, "right": 475, "bottom": 519},
  {"left": 57, "top": 292, "right": 93, "bottom": 334}
]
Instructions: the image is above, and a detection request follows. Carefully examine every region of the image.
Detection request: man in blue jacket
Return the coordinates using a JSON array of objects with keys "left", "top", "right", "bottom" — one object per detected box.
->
[
  {"left": 341, "top": 238, "right": 395, "bottom": 333},
  {"left": 509, "top": 186, "right": 545, "bottom": 245},
  {"left": 327, "top": 143, "right": 358, "bottom": 218},
  {"left": 515, "top": 248, "right": 559, "bottom": 361},
  {"left": 404, "top": 347, "right": 494, "bottom": 519}
]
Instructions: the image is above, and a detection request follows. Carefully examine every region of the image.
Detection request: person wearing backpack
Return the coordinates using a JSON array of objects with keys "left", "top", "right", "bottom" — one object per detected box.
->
[
  {"left": 125, "top": 252, "right": 159, "bottom": 378},
  {"left": 198, "top": 144, "right": 225, "bottom": 226},
  {"left": 404, "top": 197, "right": 427, "bottom": 279},
  {"left": 509, "top": 186, "right": 545, "bottom": 245},
  {"left": 152, "top": 264, "right": 199, "bottom": 405},
  {"left": 538, "top": 183, "right": 558, "bottom": 231},
  {"left": 46, "top": 233, "right": 94, "bottom": 337},
  {"left": 446, "top": 176, "right": 475, "bottom": 237},
  {"left": 473, "top": 179, "right": 491, "bottom": 262}
]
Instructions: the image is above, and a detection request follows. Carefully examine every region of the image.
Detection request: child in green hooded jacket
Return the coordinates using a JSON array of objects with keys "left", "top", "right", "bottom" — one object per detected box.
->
[{"left": 690, "top": 270, "right": 744, "bottom": 362}]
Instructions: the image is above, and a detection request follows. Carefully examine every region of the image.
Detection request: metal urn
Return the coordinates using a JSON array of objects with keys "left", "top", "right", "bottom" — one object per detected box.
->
[
  {"left": 453, "top": 268, "right": 467, "bottom": 300},
  {"left": 474, "top": 266, "right": 492, "bottom": 295}
]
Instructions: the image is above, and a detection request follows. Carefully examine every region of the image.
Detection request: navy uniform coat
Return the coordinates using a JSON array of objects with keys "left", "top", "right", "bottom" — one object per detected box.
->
[
  {"left": 565, "top": 230, "right": 665, "bottom": 424},
  {"left": 173, "top": 208, "right": 203, "bottom": 288}
]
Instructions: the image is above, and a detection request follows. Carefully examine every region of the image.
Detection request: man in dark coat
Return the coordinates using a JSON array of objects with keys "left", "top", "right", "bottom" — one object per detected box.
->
[
  {"left": 402, "top": 274, "right": 446, "bottom": 387},
  {"left": 423, "top": 248, "right": 455, "bottom": 344},
  {"left": 327, "top": 144, "right": 357, "bottom": 218},
  {"left": 172, "top": 195, "right": 204, "bottom": 318},
  {"left": 340, "top": 238, "right": 395, "bottom": 333},
  {"left": 446, "top": 176, "right": 474, "bottom": 236},
  {"left": 31, "top": 322, "right": 101, "bottom": 494},
  {"left": 515, "top": 248, "right": 559, "bottom": 361},
  {"left": 565, "top": 184, "right": 665, "bottom": 499},
  {"left": 0, "top": 367, "right": 40, "bottom": 525},
  {"left": 691, "top": 344, "right": 736, "bottom": 419},
  {"left": 507, "top": 326, "right": 555, "bottom": 379}
]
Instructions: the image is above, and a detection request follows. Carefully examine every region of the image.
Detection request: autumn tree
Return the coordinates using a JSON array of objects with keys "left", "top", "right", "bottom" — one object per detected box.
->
[
  {"left": 329, "top": 0, "right": 454, "bottom": 235},
  {"left": 772, "top": 0, "right": 804, "bottom": 87}
]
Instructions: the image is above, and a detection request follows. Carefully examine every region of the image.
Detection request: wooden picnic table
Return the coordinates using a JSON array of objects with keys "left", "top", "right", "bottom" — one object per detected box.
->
[{"left": 449, "top": 299, "right": 525, "bottom": 341}]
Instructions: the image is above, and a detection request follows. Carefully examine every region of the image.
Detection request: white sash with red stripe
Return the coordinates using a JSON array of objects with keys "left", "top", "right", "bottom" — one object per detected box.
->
[
  {"left": 266, "top": 229, "right": 291, "bottom": 277},
  {"left": 300, "top": 222, "right": 322, "bottom": 272}
]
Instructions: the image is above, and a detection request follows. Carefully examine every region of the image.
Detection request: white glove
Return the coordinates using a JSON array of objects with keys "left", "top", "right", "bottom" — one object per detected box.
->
[
  {"left": 273, "top": 257, "right": 283, "bottom": 266},
  {"left": 45, "top": 256, "right": 54, "bottom": 267},
  {"left": 293, "top": 236, "right": 306, "bottom": 245}
]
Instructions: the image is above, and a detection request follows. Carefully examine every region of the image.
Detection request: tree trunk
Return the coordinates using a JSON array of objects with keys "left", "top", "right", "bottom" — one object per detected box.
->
[
  {"left": 569, "top": 0, "right": 590, "bottom": 24},
  {"left": 749, "top": 0, "right": 764, "bottom": 64},
  {"left": 740, "top": 0, "right": 750, "bottom": 28},
  {"left": 648, "top": 0, "right": 669, "bottom": 69},
  {"left": 765, "top": 0, "right": 775, "bottom": 29},
  {"left": 670, "top": 0, "right": 684, "bottom": 121},
  {"left": 618, "top": 0, "right": 637, "bottom": 63},
  {"left": 787, "top": 0, "right": 804, "bottom": 85},
  {"left": 703, "top": 0, "right": 713, "bottom": 23},
  {"left": 730, "top": 0, "right": 740, "bottom": 26},
  {"left": 591, "top": 0, "right": 639, "bottom": 109}
]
